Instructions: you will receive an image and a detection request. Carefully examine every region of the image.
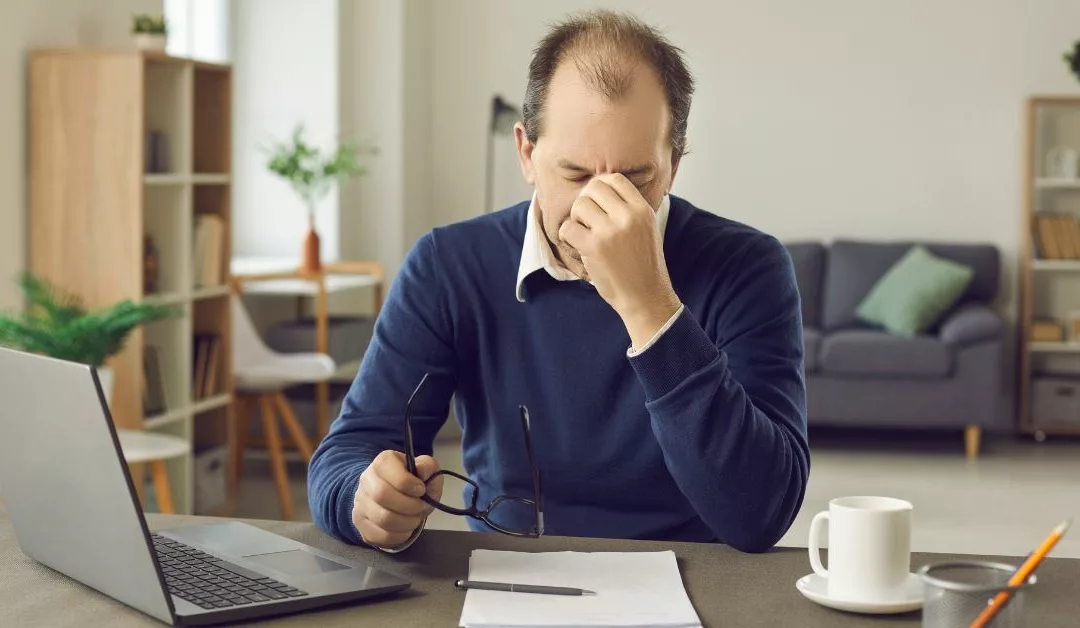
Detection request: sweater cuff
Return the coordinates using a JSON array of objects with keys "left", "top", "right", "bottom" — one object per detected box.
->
[
  {"left": 626, "top": 305, "right": 685, "bottom": 357},
  {"left": 376, "top": 517, "right": 427, "bottom": 554},
  {"left": 628, "top": 307, "right": 719, "bottom": 401}
]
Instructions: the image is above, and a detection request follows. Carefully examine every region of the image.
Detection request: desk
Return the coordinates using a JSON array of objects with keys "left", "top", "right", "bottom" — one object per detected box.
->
[
  {"left": 2, "top": 511, "right": 1078, "bottom": 627},
  {"left": 230, "top": 257, "right": 384, "bottom": 438}
]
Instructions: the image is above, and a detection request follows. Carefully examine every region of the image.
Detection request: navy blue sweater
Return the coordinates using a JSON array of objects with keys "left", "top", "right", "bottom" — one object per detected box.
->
[{"left": 308, "top": 196, "right": 808, "bottom": 552}]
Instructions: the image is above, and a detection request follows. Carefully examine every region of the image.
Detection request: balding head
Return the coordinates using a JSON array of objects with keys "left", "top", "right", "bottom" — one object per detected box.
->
[{"left": 522, "top": 10, "right": 695, "bottom": 162}]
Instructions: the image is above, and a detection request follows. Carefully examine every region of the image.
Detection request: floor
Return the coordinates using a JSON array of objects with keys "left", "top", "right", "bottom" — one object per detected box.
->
[{"left": 232, "top": 430, "right": 1080, "bottom": 559}]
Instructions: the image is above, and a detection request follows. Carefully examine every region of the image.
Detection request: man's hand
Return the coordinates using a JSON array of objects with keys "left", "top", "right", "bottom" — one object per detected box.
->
[
  {"left": 559, "top": 173, "right": 682, "bottom": 350},
  {"left": 353, "top": 450, "right": 444, "bottom": 550}
]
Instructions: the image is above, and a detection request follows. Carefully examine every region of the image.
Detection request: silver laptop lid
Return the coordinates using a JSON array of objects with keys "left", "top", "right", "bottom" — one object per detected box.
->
[{"left": 0, "top": 348, "right": 174, "bottom": 624}]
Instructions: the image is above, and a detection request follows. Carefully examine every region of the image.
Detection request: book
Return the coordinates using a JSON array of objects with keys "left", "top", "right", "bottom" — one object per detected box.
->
[
  {"left": 1052, "top": 216, "right": 1076, "bottom": 259},
  {"left": 193, "top": 336, "right": 211, "bottom": 400},
  {"left": 1067, "top": 218, "right": 1080, "bottom": 260},
  {"left": 193, "top": 215, "right": 226, "bottom": 287},
  {"left": 1038, "top": 216, "right": 1062, "bottom": 259},
  {"left": 202, "top": 336, "right": 221, "bottom": 398}
]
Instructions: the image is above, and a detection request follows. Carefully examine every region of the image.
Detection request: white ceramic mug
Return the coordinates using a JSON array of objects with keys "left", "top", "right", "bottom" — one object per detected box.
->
[
  {"left": 1047, "top": 147, "right": 1079, "bottom": 180},
  {"left": 807, "top": 496, "right": 912, "bottom": 603}
]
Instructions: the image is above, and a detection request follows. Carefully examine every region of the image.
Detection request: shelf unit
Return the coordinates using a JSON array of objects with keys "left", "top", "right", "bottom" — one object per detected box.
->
[
  {"left": 28, "top": 50, "right": 234, "bottom": 513},
  {"left": 1018, "top": 95, "right": 1080, "bottom": 437}
]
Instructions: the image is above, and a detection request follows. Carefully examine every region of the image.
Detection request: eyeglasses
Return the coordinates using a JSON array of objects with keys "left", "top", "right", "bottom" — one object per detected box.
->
[{"left": 403, "top": 373, "right": 544, "bottom": 538}]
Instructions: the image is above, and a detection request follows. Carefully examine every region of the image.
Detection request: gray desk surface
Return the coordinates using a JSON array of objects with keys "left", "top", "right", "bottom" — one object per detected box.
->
[{"left": 1, "top": 510, "right": 1077, "bottom": 627}]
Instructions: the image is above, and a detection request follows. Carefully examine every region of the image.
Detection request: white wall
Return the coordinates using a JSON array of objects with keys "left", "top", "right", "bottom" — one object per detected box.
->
[
  {"left": 0, "top": 0, "right": 161, "bottom": 308},
  {"left": 338, "top": 0, "right": 434, "bottom": 279},
  {"left": 232, "top": 0, "right": 340, "bottom": 261},
  {"left": 429, "top": 0, "right": 1080, "bottom": 318}
]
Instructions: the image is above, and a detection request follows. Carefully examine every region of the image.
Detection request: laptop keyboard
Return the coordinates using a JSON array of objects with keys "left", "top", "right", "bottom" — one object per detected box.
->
[{"left": 151, "top": 534, "right": 309, "bottom": 610}]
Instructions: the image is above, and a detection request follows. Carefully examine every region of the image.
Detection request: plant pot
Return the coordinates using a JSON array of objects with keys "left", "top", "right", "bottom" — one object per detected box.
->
[
  {"left": 96, "top": 365, "right": 114, "bottom": 409},
  {"left": 133, "top": 33, "right": 167, "bottom": 52},
  {"left": 303, "top": 227, "right": 322, "bottom": 273}
]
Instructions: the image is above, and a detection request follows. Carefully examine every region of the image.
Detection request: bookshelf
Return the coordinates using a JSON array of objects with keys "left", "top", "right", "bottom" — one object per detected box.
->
[
  {"left": 28, "top": 50, "right": 234, "bottom": 513},
  {"left": 1019, "top": 96, "right": 1080, "bottom": 438}
]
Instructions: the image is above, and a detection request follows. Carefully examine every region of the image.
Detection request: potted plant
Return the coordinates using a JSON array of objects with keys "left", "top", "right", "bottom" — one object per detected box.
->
[
  {"left": 266, "top": 124, "right": 371, "bottom": 272},
  {"left": 1066, "top": 40, "right": 1080, "bottom": 83},
  {"left": 0, "top": 273, "right": 177, "bottom": 403},
  {"left": 132, "top": 14, "right": 168, "bottom": 52}
]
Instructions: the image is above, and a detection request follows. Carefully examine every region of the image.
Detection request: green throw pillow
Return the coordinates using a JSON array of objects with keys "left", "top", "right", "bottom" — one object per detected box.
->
[{"left": 856, "top": 246, "right": 974, "bottom": 337}]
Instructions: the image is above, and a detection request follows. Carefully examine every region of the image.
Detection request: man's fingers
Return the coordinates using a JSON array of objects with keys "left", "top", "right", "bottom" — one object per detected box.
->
[
  {"left": 360, "top": 499, "right": 425, "bottom": 533},
  {"left": 597, "top": 173, "right": 652, "bottom": 214},
  {"left": 569, "top": 196, "right": 608, "bottom": 231},
  {"left": 354, "top": 518, "right": 411, "bottom": 550},
  {"left": 415, "top": 455, "right": 445, "bottom": 503},
  {"left": 579, "top": 178, "right": 626, "bottom": 215},
  {"left": 372, "top": 450, "right": 426, "bottom": 497},
  {"left": 360, "top": 472, "right": 428, "bottom": 516},
  {"left": 559, "top": 220, "right": 591, "bottom": 253}
]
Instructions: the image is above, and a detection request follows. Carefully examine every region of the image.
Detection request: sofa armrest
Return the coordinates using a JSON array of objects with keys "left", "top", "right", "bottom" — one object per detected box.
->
[{"left": 939, "top": 305, "right": 1003, "bottom": 347}]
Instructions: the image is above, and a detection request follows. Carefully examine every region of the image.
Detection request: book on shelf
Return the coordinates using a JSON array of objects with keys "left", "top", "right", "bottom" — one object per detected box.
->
[
  {"left": 192, "top": 334, "right": 222, "bottom": 400},
  {"left": 1034, "top": 214, "right": 1080, "bottom": 260},
  {"left": 193, "top": 215, "right": 226, "bottom": 288},
  {"left": 1055, "top": 216, "right": 1076, "bottom": 259}
]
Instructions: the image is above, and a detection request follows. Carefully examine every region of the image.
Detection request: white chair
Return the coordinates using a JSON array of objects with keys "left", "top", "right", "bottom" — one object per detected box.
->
[{"left": 230, "top": 293, "right": 335, "bottom": 520}]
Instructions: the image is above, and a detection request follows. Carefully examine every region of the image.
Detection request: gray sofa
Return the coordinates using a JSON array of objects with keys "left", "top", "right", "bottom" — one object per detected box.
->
[{"left": 786, "top": 240, "right": 1006, "bottom": 457}]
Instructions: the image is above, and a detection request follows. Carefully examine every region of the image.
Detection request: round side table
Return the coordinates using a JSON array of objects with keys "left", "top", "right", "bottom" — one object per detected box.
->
[{"left": 116, "top": 430, "right": 190, "bottom": 514}]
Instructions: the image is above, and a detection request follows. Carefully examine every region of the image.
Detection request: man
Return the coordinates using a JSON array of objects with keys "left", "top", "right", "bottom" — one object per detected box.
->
[{"left": 309, "top": 10, "right": 808, "bottom": 553}]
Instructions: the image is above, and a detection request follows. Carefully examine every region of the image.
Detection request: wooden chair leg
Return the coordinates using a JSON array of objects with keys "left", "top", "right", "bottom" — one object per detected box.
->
[
  {"left": 129, "top": 463, "right": 147, "bottom": 510},
  {"left": 259, "top": 394, "right": 295, "bottom": 520},
  {"left": 274, "top": 392, "right": 315, "bottom": 462},
  {"left": 150, "top": 460, "right": 176, "bottom": 514},
  {"left": 965, "top": 425, "right": 982, "bottom": 459},
  {"left": 231, "top": 395, "right": 253, "bottom": 494}
]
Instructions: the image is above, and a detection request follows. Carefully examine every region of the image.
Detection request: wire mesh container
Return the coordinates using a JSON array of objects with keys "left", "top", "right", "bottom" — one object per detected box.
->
[{"left": 918, "top": 561, "right": 1036, "bottom": 628}]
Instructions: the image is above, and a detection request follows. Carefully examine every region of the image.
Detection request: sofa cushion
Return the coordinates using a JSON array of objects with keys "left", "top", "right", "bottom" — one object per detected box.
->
[
  {"left": 803, "top": 328, "right": 822, "bottom": 373},
  {"left": 856, "top": 246, "right": 974, "bottom": 336},
  {"left": 819, "top": 330, "right": 953, "bottom": 379},
  {"left": 822, "top": 240, "right": 999, "bottom": 331},
  {"left": 785, "top": 242, "right": 826, "bottom": 329}
]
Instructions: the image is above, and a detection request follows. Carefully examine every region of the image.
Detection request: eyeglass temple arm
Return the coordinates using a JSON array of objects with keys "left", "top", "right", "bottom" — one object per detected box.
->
[
  {"left": 404, "top": 373, "right": 431, "bottom": 476},
  {"left": 519, "top": 405, "right": 544, "bottom": 535}
]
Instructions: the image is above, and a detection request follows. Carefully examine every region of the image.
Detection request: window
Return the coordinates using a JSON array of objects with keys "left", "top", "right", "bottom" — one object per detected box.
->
[{"left": 165, "top": 0, "right": 230, "bottom": 63}]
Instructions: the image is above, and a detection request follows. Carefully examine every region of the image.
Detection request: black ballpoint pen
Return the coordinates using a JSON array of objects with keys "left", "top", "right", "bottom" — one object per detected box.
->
[{"left": 454, "top": 579, "right": 596, "bottom": 596}]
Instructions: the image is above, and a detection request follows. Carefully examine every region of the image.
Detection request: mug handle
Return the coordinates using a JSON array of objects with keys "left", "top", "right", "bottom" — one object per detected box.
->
[{"left": 808, "top": 510, "right": 829, "bottom": 578}]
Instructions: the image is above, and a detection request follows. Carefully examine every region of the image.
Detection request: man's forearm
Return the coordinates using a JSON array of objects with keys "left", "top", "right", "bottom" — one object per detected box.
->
[{"left": 628, "top": 309, "right": 809, "bottom": 552}]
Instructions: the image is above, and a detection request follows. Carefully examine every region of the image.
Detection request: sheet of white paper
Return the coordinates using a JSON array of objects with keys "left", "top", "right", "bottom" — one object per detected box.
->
[{"left": 458, "top": 550, "right": 702, "bottom": 628}]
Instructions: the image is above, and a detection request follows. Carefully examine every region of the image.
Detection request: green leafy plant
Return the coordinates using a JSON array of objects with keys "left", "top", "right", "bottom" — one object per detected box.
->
[
  {"left": 0, "top": 273, "right": 178, "bottom": 367},
  {"left": 266, "top": 124, "right": 373, "bottom": 228},
  {"left": 1067, "top": 40, "right": 1080, "bottom": 82},
  {"left": 132, "top": 14, "right": 168, "bottom": 35}
]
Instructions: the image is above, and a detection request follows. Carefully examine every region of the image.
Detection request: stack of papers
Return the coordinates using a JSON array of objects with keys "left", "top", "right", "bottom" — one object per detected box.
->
[{"left": 459, "top": 550, "right": 702, "bottom": 628}]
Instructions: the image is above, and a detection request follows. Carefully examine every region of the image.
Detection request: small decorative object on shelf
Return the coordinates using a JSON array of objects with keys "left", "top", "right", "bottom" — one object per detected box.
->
[
  {"left": 1065, "top": 39, "right": 1080, "bottom": 83},
  {"left": 266, "top": 124, "right": 373, "bottom": 272},
  {"left": 132, "top": 14, "right": 168, "bottom": 52},
  {"left": 0, "top": 273, "right": 178, "bottom": 402},
  {"left": 1046, "top": 146, "right": 1078, "bottom": 179},
  {"left": 145, "top": 131, "right": 169, "bottom": 173},
  {"left": 144, "top": 235, "right": 160, "bottom": 294}
]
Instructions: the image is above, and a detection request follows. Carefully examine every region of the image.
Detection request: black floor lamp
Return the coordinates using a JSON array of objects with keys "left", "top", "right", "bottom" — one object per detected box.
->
[{"left": 485, "top": 95, "right": 521, "bottom": 214}]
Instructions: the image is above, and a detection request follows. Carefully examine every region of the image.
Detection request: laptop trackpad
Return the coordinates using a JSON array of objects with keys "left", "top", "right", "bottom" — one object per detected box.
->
[{"left": 243, "top": 549, "right": 352, "bottom": 577}]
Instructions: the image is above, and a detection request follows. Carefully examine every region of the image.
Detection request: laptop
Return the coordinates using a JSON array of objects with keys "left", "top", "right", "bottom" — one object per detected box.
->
[{"left": 0, "top": 348, "right": 409, "bottom": 625}]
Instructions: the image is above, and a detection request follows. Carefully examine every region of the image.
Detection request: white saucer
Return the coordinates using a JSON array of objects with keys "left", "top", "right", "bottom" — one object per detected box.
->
[{"left": 796, "top": 573, "right": 924, "bottom": 614}]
